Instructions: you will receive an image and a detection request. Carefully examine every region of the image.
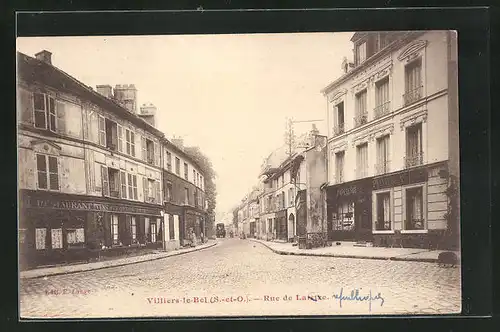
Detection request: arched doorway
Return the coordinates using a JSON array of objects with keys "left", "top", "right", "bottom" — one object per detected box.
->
[{"left": 288, "top": 213, "right": 295, "bottom": 242}]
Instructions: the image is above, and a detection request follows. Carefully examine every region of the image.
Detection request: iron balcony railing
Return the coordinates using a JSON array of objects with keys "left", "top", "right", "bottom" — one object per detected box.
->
[
  {"left": 354, "top": 113, "right": 368, "bottom": 127},
  {"left": 375, "top": 160, "right": 391, "bottom": 175},
  {"left": 374, "top": 101, "right": 391, "bottom": 119},
  {"left": 333, "top": 123, "right": 345, "bottom": 136},
  {"left": 375, "top": 220, "right": 392, "bottom": 231},
  {"left": 405, "top": 218, "right": 425, "bottom": 230},
  {"left": 403, "top": 85, "right": 423, "bottom": 106},
  {"left": 404, "top": 152, "right": 423, "bottom": 168}
]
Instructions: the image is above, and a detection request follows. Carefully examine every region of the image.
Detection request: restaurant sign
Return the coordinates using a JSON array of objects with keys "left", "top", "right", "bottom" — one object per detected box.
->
[
  {"left": 373, "top": 168, "right": 427, "bottom": 190},
  {"left": 23, "top": 197, "right": 162, "bottom": 216}
]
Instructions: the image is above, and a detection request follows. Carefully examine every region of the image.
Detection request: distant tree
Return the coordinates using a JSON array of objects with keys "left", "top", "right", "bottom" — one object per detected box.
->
[{"left": 183, "top": 146, "right": 217, "bottom": 237}]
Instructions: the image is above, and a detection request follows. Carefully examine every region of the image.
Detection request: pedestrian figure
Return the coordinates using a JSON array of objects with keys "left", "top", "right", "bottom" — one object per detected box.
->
[
  {"left": 200, "top": 232, "right": 205, "bottom": 244},
  {"left": 190, "top": 228, "right": 197, "bottom": 247}
]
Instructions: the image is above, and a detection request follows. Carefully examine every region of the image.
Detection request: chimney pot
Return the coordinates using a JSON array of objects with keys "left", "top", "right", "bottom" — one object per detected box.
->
[
  {"left": 35, "top": 50, "right": 52, "bottom": 65},
  {"left": 96, "top": 85, "right": 113, "bottom": 98}
]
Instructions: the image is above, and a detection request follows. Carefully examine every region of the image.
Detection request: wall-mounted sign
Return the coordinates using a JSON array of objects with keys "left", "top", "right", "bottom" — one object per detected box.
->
[{"left": 373, "top": 168, "right": 427, "bottom": 190}]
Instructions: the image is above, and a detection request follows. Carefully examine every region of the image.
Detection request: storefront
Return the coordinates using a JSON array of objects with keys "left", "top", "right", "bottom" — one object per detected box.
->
[
  {"left": 19, "top": 190, "right": 164, "bottom": 269},
  {"left": 326, "top": 178, "right": 373, "bottom": 242},
  {"left": 371, "top": 163, "right": 448, "bottom": 249},
  {"left": 182, "top": 207, "right": 207, "bottom": 246}
]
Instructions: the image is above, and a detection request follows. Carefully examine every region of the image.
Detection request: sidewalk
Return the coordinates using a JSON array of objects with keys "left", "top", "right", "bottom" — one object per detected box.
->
[
  {"left": 250, "top": 239, "right": 460, "bottom": 264},
  {"left": 20, "top": 241, "right": 218, "bottom": 280}
]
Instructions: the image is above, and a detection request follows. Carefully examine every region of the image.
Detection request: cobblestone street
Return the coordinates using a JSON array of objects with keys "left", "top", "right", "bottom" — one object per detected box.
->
[{"left": 20, "top": 238, "right": 461, "bottom": 318}]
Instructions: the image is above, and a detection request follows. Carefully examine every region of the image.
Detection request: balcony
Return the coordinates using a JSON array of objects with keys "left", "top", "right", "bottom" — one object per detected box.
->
[
  {"left": 374, "top": 101, "right": 391, "bottom": 119},
  {"left": 403, "top": 86, "right": 423, "bottom": 106},
  {"left": 404, "top": 152, "right": 423, "bottom": 168},
  {"left": 375, "top": 160, "right": 391, "bottom": 175},
  {"left": 354, "top": 113, "right": 368, "bottom": 128},
  {"left": 355, "top": 168, "right": 368, "bottom": 179},
  {"left": 375, "top": 220, "right": 392, "bottom": 231},
  {"left": 333, "top": 123, "right": 345, "bottom": 136}
]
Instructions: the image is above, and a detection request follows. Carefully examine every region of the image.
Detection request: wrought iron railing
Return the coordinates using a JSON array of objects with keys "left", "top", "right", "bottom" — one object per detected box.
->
[
  {"left": 375, "top": 220, "right": 392, "bottom": 231},
  {"left": 354, "top": 113, "right": 368, "bottom": 127},
  {"left": 404, "top": 152, "right": 423, "bottom": 168},
  {"left": 374, "top": 101, "right": 391, "bottom": 118},
  {"left": 405, "top": 218, "right": 425, "bottom": 230},
  {"left": 403, "top": 85, "right": 423, "bottom": 106},
  {"left": 375, "top": 160, "right": 391, "bottom": 175},
  {"left": 333, "top": 123, "right": 345, "bottom": 136}
]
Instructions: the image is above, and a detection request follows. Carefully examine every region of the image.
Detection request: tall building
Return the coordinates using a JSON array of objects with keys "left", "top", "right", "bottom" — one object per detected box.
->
[{"left": 321, "top": 31, "right": 459, "bottom": 249}]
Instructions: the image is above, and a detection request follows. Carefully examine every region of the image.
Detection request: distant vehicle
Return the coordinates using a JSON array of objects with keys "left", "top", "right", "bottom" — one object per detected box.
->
[{"left": 216, "top": 223, "right": 226, "bottom": 238}]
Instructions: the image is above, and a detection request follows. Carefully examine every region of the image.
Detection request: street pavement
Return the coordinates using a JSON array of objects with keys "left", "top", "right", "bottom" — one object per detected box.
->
[{"left": 19, "top": 238, "right": 461, "bottom": 318}]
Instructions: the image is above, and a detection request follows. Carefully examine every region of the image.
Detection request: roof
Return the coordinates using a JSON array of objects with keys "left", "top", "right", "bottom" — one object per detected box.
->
[{"left": 17, "top": 51, "right": 164, "bottom": 138}]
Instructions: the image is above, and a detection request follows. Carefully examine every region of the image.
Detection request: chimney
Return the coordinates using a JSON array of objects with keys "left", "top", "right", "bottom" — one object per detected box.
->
[
  {"left": 96, "top": 85, "right": 113, "bottom": 98},
  {"left": 35, "top": 50, "right": 52, "bottom": 65},
  {"left": 171, "top": 136, "right": 184, "bottom": 150},
  {"left": 139, "top": 103, "right": 157, "bottom": 127},
  {"left": 114, "top": 84, "right": 138, "bottom": 113}
]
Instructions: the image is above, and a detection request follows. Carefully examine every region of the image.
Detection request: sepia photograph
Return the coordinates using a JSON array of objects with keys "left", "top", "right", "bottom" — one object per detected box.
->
[{"left": 17, "top": 30, "right": 461, "bottom": 318}]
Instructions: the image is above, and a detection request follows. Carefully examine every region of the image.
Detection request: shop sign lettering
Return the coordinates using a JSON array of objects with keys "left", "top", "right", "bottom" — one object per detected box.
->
[
  {"left": 27, "top": 198, "right": 160, "bottom": 216},
  {"left": 337, "top": 186, "right": 357, "bottom": 197},
  {"left": 373, "top": 169, "right": 427, "bottom": 190}
]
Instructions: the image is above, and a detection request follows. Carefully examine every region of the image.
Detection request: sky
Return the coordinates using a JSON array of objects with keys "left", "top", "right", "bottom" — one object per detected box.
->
[{"left": 17, "top": 32, "right": 354, "bottom": 216}]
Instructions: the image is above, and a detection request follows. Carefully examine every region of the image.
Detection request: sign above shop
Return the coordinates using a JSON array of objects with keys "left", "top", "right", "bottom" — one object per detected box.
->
[{"left": 373, "top": 168, "right": 427, "bottom": 190}]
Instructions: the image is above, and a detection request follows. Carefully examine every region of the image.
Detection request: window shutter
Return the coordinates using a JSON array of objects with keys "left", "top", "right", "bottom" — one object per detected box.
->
[
  {"left": 56, "top": 100, "right": 66, "bottom": 134},
  {"left": 117, "top": 125, "right": 123, "bottom": 153},
  {"left": 155, "top": 180, "right": 161, "bottom": 203},
  {"left": 120, "top": 171, "right": 127, "bottom": 198},
  {"left": 101, "top": 165, "right": 109, "bottom": 197},
  {"left": 141, "top": 136, "right": 147, "bottom": 161},
  {"left": 18, "top": 88, "right": 34, "bottom": 125},
  {"left": 154, "top": 142, "right": 160, "bottom": 166},
  {"left": 98, "top": 115, "right": 106, "bottom": 146},
  {"left": 143, "top": 176, "right": 148, "bottom": 202}
]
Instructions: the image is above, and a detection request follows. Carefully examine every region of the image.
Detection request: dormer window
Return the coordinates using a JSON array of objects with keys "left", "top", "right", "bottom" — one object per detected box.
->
[{"left": 355, "top": 42, "right": 367, "bottom": 65}]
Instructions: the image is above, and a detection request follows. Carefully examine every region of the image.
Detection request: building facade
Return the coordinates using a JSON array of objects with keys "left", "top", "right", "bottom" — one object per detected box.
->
[
  {"left": 17, "top": 50, "right": 208, "bottom": 268},
  {"left": 321, "top": 31, "right": 459, "bottom": 249}
]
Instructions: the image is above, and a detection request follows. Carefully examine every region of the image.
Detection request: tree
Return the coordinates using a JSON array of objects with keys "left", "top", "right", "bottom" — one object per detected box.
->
[{"left": 183, "top": 146, "right": 217, "bottom": 237}]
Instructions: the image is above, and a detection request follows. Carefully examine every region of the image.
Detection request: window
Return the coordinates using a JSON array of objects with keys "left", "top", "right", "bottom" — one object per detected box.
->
[
  {"left": 117, "top": 125, "right": 123, "bottom": 153},
  {"left": 193, "top": 170, "right": 196, "bottom": 185},
  {"left": 375, "top": 192, "right": 391, "bottom": 230},
  {"left": 334, "top": 102, "right": 345, "bottom": 135},
  {"left": 130, "top": 216, "right": 137, "bottom": 241},
  {"left": 146, "top": 138, "right": 155, "bottom": 164},
  {"left": 356, "top": 143, "right": 368, "bottom": 178},
  {"left": 36, "top": 154, "right": 59, "bottom": 190},
  {"left": 355, "top": 42, "right": 367, "bottom": 65},
  {"left": 35, "top": 228, "right": 47, "bottom": 250},
  {"left": 105, "top": 119, "right": 118, "bottom": 151},
  {"left": 376, "top": 135, "right": 390, "bottom": 174},
  {"left": 67, "top": 228, "right": 85, "bottom": 247},
  {"left": 51, "top": 228, "right": 63, "bottom": 249},
  {"left": 125, "top": 129, "right": 135, "bottom": 157},
  {"left": 375, "top": 77, "right": 390, "bottom": 118},
  {"left": 127, "top": 174, "right": 138, "bottom": 200},
  {"left": 166, "top": 151, "right": 172, "bottom": 172},
  {"left": 289, "top": 188, "right": 294, "bottom": 206},
  {"left": 334, "top": 201, "right": 355, "bottom": 231},
  {"left": 175, "top": 157, "right": 181, "bottom": 175},
  {"left": 335, "top": 151, "right": 345, "bottom": 183},
  {"left": 120, "top": 171, "right": 127, "bottom": 198},
  {"left": 98, "top": 115, "right": 106, "bottom": 146},
  {"left": 184, "top": 187, "right": 189, "bottom": 205},
  {"left": 111, "top": 215, "right": 119, "bottom": 245},
  {"left": 184, "top": 163, "right": 188, "bottom": 180},
  {"left": 355, "top": 90, "right": 368, "bottom": 127},
  {"left": 405, "top": 123, "right": 423, "bottom": 168},
  {"left": 166, "top": 182, "right": 173, "bottom": 201},
  {"left": 108, "top": 168, "right": 120, "bottom": 198},
  {"left": 33, "top": 93, "right": 55, "bottom": 131},
  {"left": 404, "top": 58, "right": 423, "bottom": 105},
  {"left": 405, "top": 187, "right": 424, "bottom": 230},
  {"left": 281, "top": 191, "right": 286, "bottom": 209},
  {"left": 147, "top": 179, "right": 155, "bottom": 202},
  {"left": 194, "top": 190, "right": 198, "bottom": 207},
  {"left": 169, "top": 214, "right": 175, "bottom": 240}
]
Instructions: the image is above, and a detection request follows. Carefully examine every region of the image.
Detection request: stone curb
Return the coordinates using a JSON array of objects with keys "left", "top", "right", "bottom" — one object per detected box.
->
[
  {"left": 20, "top": 242, "right": 219, "bottom": 280},
  {"left": 250, "top": 239, "right": 444, "bottom": 264}
]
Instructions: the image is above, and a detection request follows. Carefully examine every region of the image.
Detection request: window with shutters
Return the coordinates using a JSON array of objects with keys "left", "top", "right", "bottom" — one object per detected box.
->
[
  {"left": 404, "top": 58, "right": 423, "bottom": 106},
  {"left": 146, "top": 178, "right": 157, "bottom": 203},
  {"left": 120, "top": 171, "right": 127, "bottom": 198},
  {"left": 127, "top": 174, "right": 137, "bottom": 200},
  {"left": 125, "top": 129, "right": 135, "bottom": 157},
  {"left": 376, "top": 135, "right": 390, "bottom": 174},
  {"left": 104, "top": 119, "right": 118, "bottom": 151},
  {"left": 405, "top": 186, "right": 424, "bottom": 230},
  {"left": 117, "top": 125, "right": 123, "bottom": 153},
  {"left": 375, "top": 77, "right": 390, "bottom": 118},
  {"left": 166, "top": 151, "right": 172, "bottom": 172},
  {"left": 354, "top": 90, "right": 368, "bottom": 127},
  {"left": 33, "top": 92, "right": 56, "bottom": 131},
  {"left": 101, "top": 165, "right": 109, "bottom": 196},
  {"left": 405, "top": 123, "right": 423, "bottom": 168},
  {"left": 146, "top": 138, "right": 155, "bottom": 165},
  {"left": 36, "top": 154, "right": 59, "bottom": 191},
  {"left": 156, "top": 180, "right": 161, "bottom": 203},
  {"left": 108, "top": 168, "right": 120, "bottom": 198},
  {"left": 98, "top": 115, "right": 106, "bottom": 146},
  {"left": 355, "top": 41, "right": 367, "bottom": 66},
  {"left": 175, "top": 157, "right": 181, "bottom": 175},
  {"left": 335, "top": 151, "right": 345, "bottom": 183},
  {"left": 184, "top": 163, "right": 188, "bottom": 180},
  {"left": 356, "top": 143, "right": 368, "bottom": 179}
]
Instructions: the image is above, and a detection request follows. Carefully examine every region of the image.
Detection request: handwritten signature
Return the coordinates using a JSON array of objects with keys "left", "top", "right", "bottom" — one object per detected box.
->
[{"left": 332, "top": 288, "right": 384, "bottom": 312}]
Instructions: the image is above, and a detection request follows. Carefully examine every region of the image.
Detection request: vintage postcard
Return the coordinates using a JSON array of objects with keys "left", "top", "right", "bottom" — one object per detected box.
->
[{"left": 17, "top": 31, "right": 461, "bottom": 318}]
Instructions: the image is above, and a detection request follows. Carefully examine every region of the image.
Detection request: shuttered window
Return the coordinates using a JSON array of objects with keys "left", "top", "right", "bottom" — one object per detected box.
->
[
  {"left": 98, "top": 115, "right": 106, "bottom": 146},
  {"left": 36, "top": 154, "right": 59, "bottom": 190},
  {"left": 101, "top": 165, "right": 109, "bottom": 196},
  {"left": 117, "top": 125, "right": 123, "bottom": 153},
  {"left": 120, "top": 171, "right": 127, "bottom": 198},
  {"left": 33, "top": 92, "right": 47, "bottom": 129}
]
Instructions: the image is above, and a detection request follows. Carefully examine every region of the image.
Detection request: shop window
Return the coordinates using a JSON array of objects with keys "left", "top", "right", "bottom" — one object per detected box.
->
[
  {"left": 51, "top": 228, "right": 63, "bottom": 249},
  {"left": 333, "top": 202, "right": 355, "bottom": 231},
  {"left": 125, "top": 129, "right": 136, "bottom": 157},
  {"left": 175, "top": 157, "right": 180, "bottom": 175},
  {"left": 151, "top": 223, "right": 157, "bottom": 242},
  {"left": 169, "top": 214, "right": 175, "bottom": 240},
  {"left": 130, "top": 216, "right": 137, "bottom": 242},
  {"left": 33, "top": 92, "right": 56, "bottom": 131},
  {"left": 67, "top": 228, "right": 85, "bottom": 248},
  {"left": 184, "top": 163, "right": 189, "bottom": 180},
  {"left": 375, "top": 192, "right": 391, "bottom": 230},
  {"left": 111, "top": 215, "right": 119, "bottom": 245},
  {"left": 405, "top": 186, "right": 424, "bottom": 230},
  {"left": 35, "top": 228, "right": 47, "bottom": 250},
  {"left": 36, "top": 154, "right": 59, "bottom": 191}
]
